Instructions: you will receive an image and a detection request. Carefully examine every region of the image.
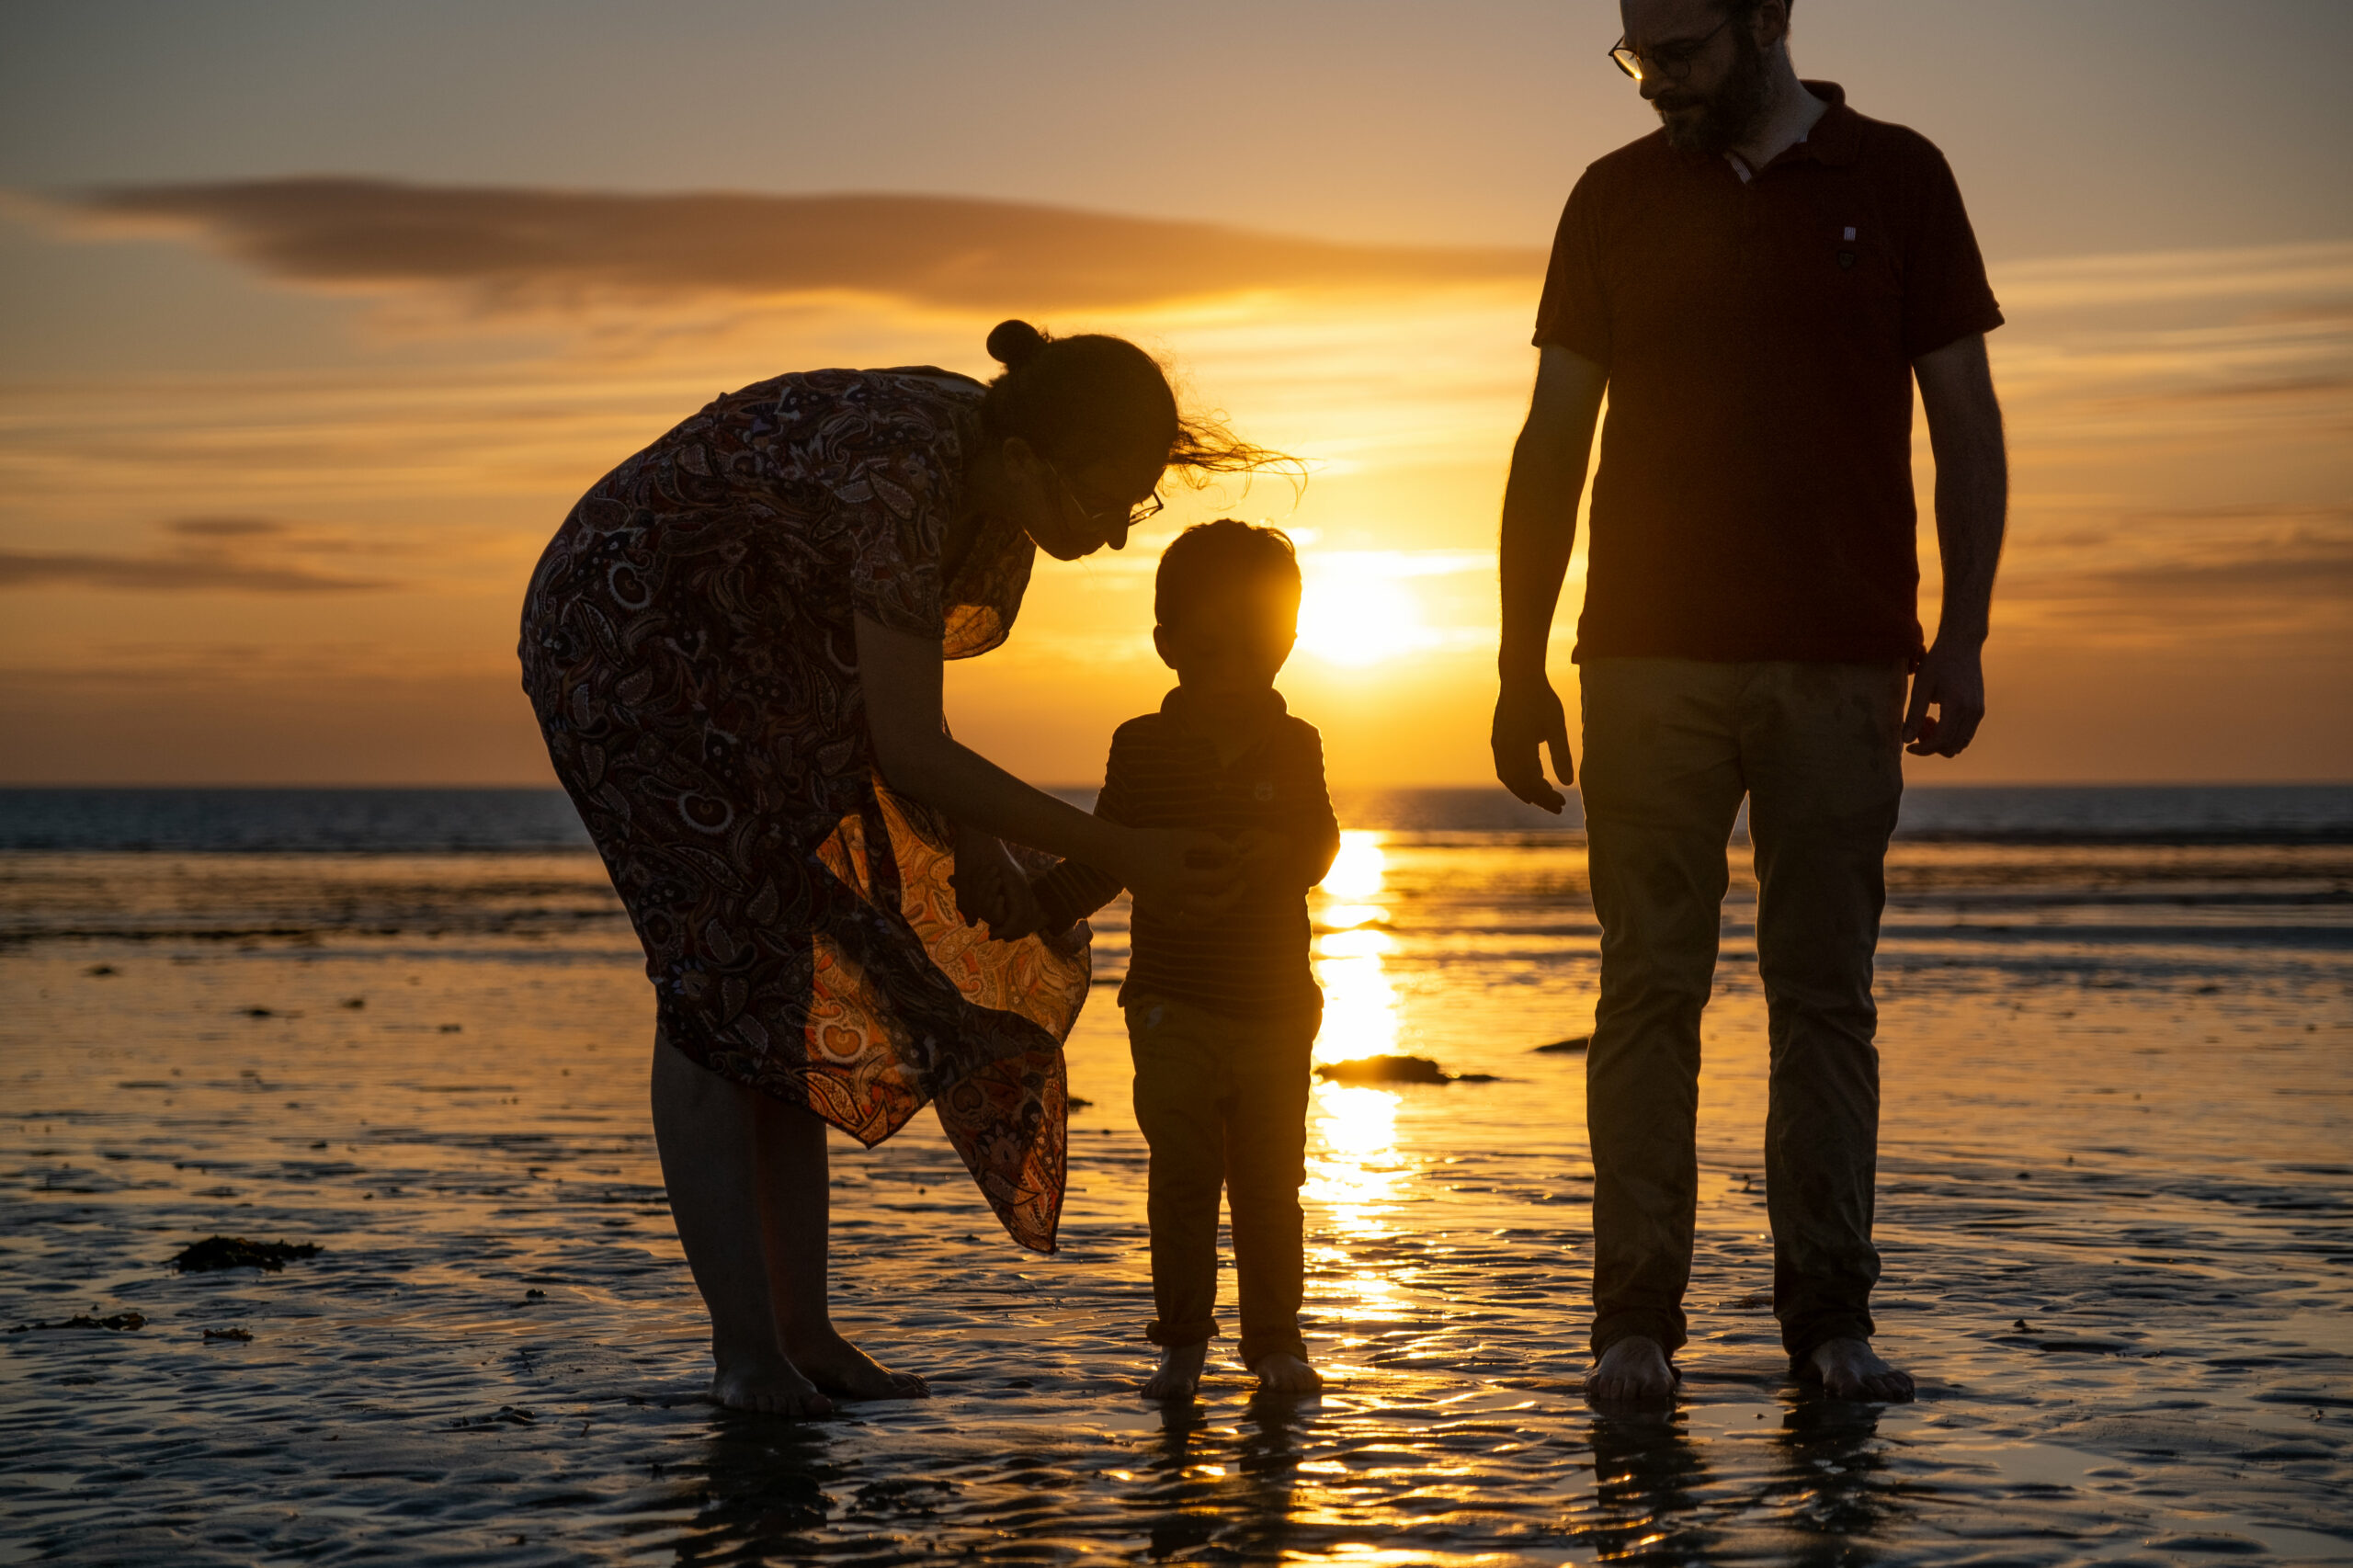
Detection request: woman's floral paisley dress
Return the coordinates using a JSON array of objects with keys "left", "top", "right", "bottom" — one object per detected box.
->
[{"left": 518, "top": 368, "right": 1089, "bottom": 1252}]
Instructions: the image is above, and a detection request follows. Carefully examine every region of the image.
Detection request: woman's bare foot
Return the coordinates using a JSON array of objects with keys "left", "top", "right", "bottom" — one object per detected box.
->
[
  {"left": 784, "top": 1327, "right": 930, "bottom": 1400},
  {"left": 710, "top": 1349, "right": 834, "bottom": 1417},
  {"left": 1800, "top": 1337, "right": 1915, "bottom": 1402},
  {"left": 1251, "top": 1351, "right": 1323, "bottom": 1394},
  {"left": 1585, "top": 1335, "right": 1678, "bottom": 1403},
  {"left": 1141, "top": 1341, "right": 1207, "bottom": 1401}
]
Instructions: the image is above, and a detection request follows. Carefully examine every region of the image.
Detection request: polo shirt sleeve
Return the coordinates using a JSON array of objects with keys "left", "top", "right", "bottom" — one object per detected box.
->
[
  {"left": 1531, "top": 168, "right": 1613, "bottom": 366},
  {"left": 1897, "top": 142, "right": 2005, "bottom": 360},
  {"left": 1295, "top": 725, "right": 1341, "bottom": 885}
]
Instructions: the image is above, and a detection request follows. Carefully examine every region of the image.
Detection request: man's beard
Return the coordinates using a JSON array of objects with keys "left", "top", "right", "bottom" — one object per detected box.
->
[{"left": 1654, "top": 28, "right": 1771, "bottom": 154}]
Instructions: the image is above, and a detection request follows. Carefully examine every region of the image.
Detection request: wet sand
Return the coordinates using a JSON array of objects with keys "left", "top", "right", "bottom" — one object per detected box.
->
[{"left": 3, "top": 835, "right": 2349, "bottom": 1563}]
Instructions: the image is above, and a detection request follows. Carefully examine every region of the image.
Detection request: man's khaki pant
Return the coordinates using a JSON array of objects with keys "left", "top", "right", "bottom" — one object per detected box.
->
[
  {"left": 1578, "top": 656, "right": 1907, "bottom": 1363},
  {"left": 1126, "top": 992, "right": 1316, "bottom": 1367}
]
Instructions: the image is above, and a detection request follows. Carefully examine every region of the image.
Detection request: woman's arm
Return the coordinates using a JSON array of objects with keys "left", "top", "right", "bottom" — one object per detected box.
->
[{"left": 855, "top": 611, "right": 1235, "bottom": 909}]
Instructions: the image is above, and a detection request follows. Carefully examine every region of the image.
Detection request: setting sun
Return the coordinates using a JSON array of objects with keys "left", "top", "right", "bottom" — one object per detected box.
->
[{"left": 1294, "top": 562, "right": 1429, "bottom": 667}]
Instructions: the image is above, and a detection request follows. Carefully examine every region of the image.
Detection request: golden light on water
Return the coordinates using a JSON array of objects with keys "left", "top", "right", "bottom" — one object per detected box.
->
[
  {"left": 1307, "top": 828, "right": 1413, "bottom": 1321},
  {"left": 1307, "top": 1085, "right": 1406, "bottom": 1217},
  {"left": 1312, "top": 835, "right": 1398, "bottom": 1068},
  {"left": 1319, "top": 831, "right": 1387, "bottom": 900}
]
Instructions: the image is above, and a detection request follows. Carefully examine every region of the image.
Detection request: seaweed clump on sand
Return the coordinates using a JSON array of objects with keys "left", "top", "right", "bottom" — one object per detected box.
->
[
  {"left": 172, "top": 1236, "right": 323, "bottom": 1273},
  {"left": 1315, "top": 1055, "right": 1500, "bottom": 1085},
  {"left": 10, "top": 1312, "right": 146, "bottom": 1333}
]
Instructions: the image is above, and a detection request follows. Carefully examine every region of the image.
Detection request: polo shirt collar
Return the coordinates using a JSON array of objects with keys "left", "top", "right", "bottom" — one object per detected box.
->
[
  {"left": 1768, "top": 80, "right": 1860, "bottom": 169},
  {"left": 1160, "top": 685, "right": 1289, "bottom": 751}
]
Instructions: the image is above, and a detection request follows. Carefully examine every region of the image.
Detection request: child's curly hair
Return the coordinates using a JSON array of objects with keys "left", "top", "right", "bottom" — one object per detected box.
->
[{"left": 1154, "top": 519, "right": 1302, "bottom": 629}]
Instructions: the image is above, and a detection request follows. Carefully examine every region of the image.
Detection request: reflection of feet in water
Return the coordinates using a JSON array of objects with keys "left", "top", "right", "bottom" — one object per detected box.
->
[
  {"left": 1588, "top": 1406, "right": 1712, "bottom": 1560},
  {"left": 785, "top": 1328, "right": 930, "bottom": 1400},
  {"left": 1142, "top": 1341, "right": 1207, "bottom": 1401},
  {"left": 710, "top": 1349, "right": 834, "bottom": 1416},
  {"left": 1800, "top": 1337, "right": 1915, "bottom": 1402},
  {"left": 1250, "top": 1351, "right": 1323, "bottom": 1395},
  {"left": 1586, "top": 1335, "right": 1678, "bottom": 1403}
]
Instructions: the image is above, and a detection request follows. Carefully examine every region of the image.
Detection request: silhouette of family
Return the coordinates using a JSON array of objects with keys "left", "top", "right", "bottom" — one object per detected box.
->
[{"left": 519, "top": 0, "right": 2006, "bottom": 1416}]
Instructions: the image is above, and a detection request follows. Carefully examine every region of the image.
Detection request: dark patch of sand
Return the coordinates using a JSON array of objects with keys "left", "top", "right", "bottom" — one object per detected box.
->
[{"left": 171, "top": 1236, "right": 323, "bottom": 1273}]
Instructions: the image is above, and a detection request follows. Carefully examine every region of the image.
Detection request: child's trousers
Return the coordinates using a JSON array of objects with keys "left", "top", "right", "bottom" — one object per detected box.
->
[{"left": 1125, "top": 991, "right": 1316, "bottom": 1367}]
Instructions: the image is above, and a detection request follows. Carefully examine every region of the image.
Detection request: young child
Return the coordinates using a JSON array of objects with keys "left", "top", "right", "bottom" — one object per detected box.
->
[{"left": 1033, "top": 520, "right": 1339, "bottom": 1399}]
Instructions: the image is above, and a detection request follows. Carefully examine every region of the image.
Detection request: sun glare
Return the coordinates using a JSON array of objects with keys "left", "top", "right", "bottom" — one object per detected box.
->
[{"left": 1294, "top": 565, "right": 1428, "bottom": 667}]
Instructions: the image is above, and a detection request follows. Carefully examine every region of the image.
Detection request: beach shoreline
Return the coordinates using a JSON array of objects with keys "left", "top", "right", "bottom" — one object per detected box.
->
[{"left": 4, "top": 795, "right": 2348, "bottom": 1563}]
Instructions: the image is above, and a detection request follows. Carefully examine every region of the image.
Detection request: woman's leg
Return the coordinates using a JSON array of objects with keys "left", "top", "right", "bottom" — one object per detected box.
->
[
  {"left": 649, "top": 1037, "right": 831, "bottom": 1415},
  {"left": 747, "top": 1090, "right": 928, "bottom": 1399}
]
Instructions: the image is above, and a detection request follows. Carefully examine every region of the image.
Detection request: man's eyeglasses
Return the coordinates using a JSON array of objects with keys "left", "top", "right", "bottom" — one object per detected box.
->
[
  {"left": 1608, "top": 14, "right": 1732, "bottom": 82},
  {"left": 1053, "top": 465, "right": 1165, "bottom": 531}
]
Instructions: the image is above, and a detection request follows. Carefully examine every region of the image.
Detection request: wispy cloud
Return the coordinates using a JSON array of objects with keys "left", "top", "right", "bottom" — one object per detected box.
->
[
  {"left": 0, "top": 517, "right": 396, "bottom": 593},
  {"left": 1995, "top": 242, "right": 2353, "bottom": 312},
  {"left": 40, "top": 179, "right": 1543, "bottom": 314}
]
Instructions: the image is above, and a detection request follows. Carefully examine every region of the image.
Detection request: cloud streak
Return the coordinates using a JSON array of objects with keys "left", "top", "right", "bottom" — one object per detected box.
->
[
  {"left": 0, "top": 551, "right": 388, "bottom": 593},
  {"left": 49, "top": 179, "right": 1544, "bottom": 314},
  {"left": 0, "top": 517, "right": 396, "bottom": 593}
]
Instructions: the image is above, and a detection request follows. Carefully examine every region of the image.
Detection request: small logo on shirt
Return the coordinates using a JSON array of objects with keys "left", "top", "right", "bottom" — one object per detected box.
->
[
  {"left": 1837, "top": 250, "right": 1857, "bottom": 269},
  {"left": 1254, "top": 781, "right": 1275, "bottom": 802}
]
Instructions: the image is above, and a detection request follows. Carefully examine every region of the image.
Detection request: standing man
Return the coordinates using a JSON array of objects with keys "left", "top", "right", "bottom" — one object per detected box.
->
[{"left": 1493, "top": 0, "right": 2007, "bottom": 1403}]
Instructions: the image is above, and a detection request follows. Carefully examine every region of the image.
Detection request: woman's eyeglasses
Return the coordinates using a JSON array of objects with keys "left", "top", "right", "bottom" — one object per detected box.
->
[
  {"left": 1053, "top": 465, "right": 1165, "bottom": 530},
  {"left": 1608, "top": 14, "right": 1732, "bottom": 82}
]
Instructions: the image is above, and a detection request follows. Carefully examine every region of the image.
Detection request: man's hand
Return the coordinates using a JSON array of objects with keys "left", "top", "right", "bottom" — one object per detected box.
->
[
  {"left": 1911, "top": 334, "right": 2005, "bottom": 761},
  {"left": 949, "top": 826, "right": 1050, "bottom": 940},
  {"left": 1903, "top": 639, "right": 1986, "bottom": 757},
  {"left": 1493, "top": 676, "right": 1575, "bottom": 812}
]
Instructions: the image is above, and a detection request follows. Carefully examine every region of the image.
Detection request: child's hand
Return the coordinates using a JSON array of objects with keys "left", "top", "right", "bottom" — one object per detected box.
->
[
  {"left": 1233, "top": 828, "right": 1299, "bottom": 892},
  {"left": 949, "top": 827, "right": 1050, "bottom": 941},
  {"left": 1021, "top": 874, "right": 1080, "bottom": 938},
  {"left": 1116, "top": 828, "right": 1241, "bottom": 923}
]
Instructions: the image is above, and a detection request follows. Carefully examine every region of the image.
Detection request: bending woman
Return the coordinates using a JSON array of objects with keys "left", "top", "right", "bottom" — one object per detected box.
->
[{"left": 519, "top": 321, "right": 1267, "bottom": 1415}]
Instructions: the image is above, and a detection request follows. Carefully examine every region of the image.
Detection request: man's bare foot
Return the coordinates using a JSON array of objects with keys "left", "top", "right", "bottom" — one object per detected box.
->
[
  {"left": 1251, "top": 1351, "right": 1323, "bottom": 1394},
  {"left": 1585, "top": 1335, "right": 1678, "bottom": 1403},
  {"left": 784, "top": 1327, "right": 929, "bottom": 1400},
  {"left": 710, "top": 1349, "right": 834, "bottom": 1416},
  {"left": 1800, "top": 1337, "right": 1915, "bottom": 1402},
  {"left": 1141, "top": 1341, "right": 1207, "bottom": 1401}
]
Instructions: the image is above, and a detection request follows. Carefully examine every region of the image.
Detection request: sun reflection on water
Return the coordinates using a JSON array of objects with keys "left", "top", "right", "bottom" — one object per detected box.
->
[
  {"left": 1319, "top": 831, "right": 1387, "bottom": 900},
  {"left": 1307, "top": 829, "right": 1414, "bottom": 1324},
  {"left": 1313, "top": 832, "right": 1398, "bottom": 1070}
]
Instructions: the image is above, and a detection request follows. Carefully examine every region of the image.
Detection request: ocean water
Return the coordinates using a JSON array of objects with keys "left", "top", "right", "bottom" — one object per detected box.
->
[{"left": 2, "top": 788, "right": 2348, "bottom": 1564}]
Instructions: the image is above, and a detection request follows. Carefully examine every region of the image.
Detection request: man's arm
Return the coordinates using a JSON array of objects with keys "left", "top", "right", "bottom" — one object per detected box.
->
[
  {"left": 1494, "top": 344, "right": 1608, "bottom": 811},
  {"left": 1906, "top": 333, "right": 2007, "bottom": 757}
]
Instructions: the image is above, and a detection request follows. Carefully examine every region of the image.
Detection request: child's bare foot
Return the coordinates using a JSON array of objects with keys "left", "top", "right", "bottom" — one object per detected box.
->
[
  {"left": 784, "top": 1327, "right": 929, "bottom": 1400},
  {"left": 1800, "top": 1337, "right": 1915, "bottom": 1402},
  {"left": 710, "top": 1349, "right": 834, "bottom": 1416},
  {"left": 1141, "top": 1341, "right": 1207, "bottom": 1401},
  {"left": 1585, "top": 1335, "right": 1677, "bottom": 1404},
  {"left": 1251, "top": 1351, "right": 1323, "bottom": 1394}
]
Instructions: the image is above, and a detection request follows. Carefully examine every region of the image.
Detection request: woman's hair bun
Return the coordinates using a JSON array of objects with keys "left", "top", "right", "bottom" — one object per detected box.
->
[{"left": 986, "top": 319, "right": 1051, "bottom": 370}]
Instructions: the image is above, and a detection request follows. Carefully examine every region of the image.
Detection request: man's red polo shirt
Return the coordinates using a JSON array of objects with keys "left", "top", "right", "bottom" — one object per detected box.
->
[{"left": 1534, "top": 81, "right": 2003, "bottom": 665}]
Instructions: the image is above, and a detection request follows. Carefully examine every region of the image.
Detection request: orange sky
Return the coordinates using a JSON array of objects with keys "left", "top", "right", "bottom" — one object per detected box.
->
[{"left": 1, "top": 1, "right": 2347, "bottom": 786}]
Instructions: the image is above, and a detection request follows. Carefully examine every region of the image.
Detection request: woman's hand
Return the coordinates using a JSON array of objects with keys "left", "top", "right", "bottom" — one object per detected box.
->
[
  {"left": 1113, "top": 828, "right": 1242, "bottom": 922},
  {"left": 949, "top": 826, "right": 1050, "bottom": 942}
]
